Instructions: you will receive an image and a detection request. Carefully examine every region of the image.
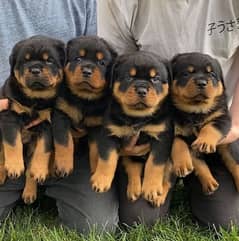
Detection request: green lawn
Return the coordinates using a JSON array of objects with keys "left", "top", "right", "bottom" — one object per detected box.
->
[{"left": 0, "top": 183, "right": 238, "bottom": 241}]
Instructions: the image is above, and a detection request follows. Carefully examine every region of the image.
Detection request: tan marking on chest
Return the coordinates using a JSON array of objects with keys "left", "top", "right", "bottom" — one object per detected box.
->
[
  {"left": 174, "top": 124, "right": 197, "bottom": 137},
  {"left": 56, "top": 98, "right": 83, "bottom": 124},
  {"left": 142, "top": 123, "right": 166, "bottom": 140},
  {"left": 10, "top": 101, "right": 32, "bottom": 114},
  {"left": 84, "top": 116, "right": 103, "bottom": 127},
  {"left": 10, "top": 100, "right": 51, "bottom": 122},
  {"left": 107, "top": 122, "right": 166, "bottom": 139}
]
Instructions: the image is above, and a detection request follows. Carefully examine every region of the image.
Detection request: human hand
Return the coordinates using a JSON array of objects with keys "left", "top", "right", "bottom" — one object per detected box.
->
[
  {"left": 0, "top": 98, "right": 44, "bottom": 129},
  {"left": 219, "top": 124, "right": 239, "bottom": 144},
  {"left": 120, "top": 133, "right": 150, "bottom": 156},
  {"left": 120, "top": 143, "right": 150, "bottom": 156},
  {"left": 0, "top": 99, "right": 9, "bottom": 111}
]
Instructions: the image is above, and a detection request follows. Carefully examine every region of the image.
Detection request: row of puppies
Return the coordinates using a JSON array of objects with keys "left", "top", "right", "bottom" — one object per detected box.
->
[
  {"left": 0, "top": 35, "right": 116, "bottom": 204},
  {"left": 91, "top": 51, "right": 239, "bottom": 207},
  {"left": 0, "top": 34, "right": 238, "bottom": 206}
]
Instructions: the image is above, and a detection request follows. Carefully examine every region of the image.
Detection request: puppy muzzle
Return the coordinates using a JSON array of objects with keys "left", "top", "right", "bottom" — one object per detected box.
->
[{"left": 134, "top": 80, "right": 149, "bottom": 98}]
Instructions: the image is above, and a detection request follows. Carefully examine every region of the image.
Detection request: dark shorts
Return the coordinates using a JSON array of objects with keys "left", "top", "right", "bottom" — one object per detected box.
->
[{"left": 0, "top": 145, "right": 239, "bottom": 233}]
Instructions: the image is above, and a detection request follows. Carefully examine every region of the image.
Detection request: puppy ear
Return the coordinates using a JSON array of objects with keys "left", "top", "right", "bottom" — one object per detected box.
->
[
  {"left": 100, "top": 38, "right": 117, "bottom": 61},
  {"left": 109, "top": 59, "right": 118, "bottom": 90},
  {"left": 100, "top": 38, "right": 118, "bottom": 86},
  {"left": 212, "top": 57, "right": 225, "bottom": 87},
  {"left": 162, "top": 61, "right": 172, "bottom": 85},
  {"left": 66, "top": 39, "right": 74, "bottom": 59},
  {"left": 9, "top": 40, "right": 25, "bottom": 74},
  {"left": 55, "top": 40, "right": 66, "bottom": 67}
]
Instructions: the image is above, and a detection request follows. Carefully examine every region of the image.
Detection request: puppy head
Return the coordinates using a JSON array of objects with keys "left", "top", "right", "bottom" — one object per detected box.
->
[
  {"left": 65, "top": 36, "right": 117, "bottom": 100},
  {"left": 10, "top": 35, "right": 65, "bottom": 98},
  {"left": 112, "top": 51, "right": 170, "bottom": 117},
  {"left": 171, "top": 52, "right": 225, "bottom": 113}
]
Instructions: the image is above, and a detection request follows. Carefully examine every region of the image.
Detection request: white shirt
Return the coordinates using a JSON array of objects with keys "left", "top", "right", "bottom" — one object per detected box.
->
[{"left": 98, "top": 0, "right": 239, "bottom": 102}]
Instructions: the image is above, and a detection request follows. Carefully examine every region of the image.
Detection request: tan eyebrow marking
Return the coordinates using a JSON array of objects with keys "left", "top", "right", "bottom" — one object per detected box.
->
[
  {"left": 129, "top": 67, "right": 137, "bottom": 77},
  {"left": 149, "top": 68, "right": 157, "bottom": 78},
  {"left": 79, "top": 49, "right": 86, "bottom": 57},
  {"left": 42, "top": 52, "right": 49, "bottom": 61},
  {"left": 187, "top": 66, "right": 194, "bottom": 73},
  {"left": 25, "top": 53, "right": 31, "bottom": 60},
  {"left": 96, "top": 52, "right": 104, "bottom": 60},
  {"left": 206, "top": 65, "right": 212, "bottom": 73}
]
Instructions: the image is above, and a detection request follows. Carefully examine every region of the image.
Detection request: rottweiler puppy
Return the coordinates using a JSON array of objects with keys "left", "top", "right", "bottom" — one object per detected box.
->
[
  {"left": 91, "top": 51, "right": 174, "bottom": 207},
  {"left": 0, "top": 35, "right": 65, "bottom": 203},
  {"left": 171, "top": 52, "right": 239, "bottom": 194},
  {"left": 52, "top": 36, "right": 116, "bottom": 177}
]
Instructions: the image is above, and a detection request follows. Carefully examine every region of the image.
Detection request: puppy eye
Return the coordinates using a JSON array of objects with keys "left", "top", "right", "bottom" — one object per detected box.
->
[
  {"left": 151, "top": 75, "right": 160, "bottom": 83},
  {"left": 46, "top": 58, "right": 55, "bottom": 64},
  {"left": 75, "top": 57, "right": 82, "bottom": 62},
  {"left": 182, "top": 71, "right": 190, "bottom": 77},
  {"left": 126, "top": 77, "right": 134, "bottom": 82},
  {"left": 98, "top": 59, "right": 106, "bottom": 66},
  {"left": 209, "top": 72, "right": 217, "bottom": 78}
]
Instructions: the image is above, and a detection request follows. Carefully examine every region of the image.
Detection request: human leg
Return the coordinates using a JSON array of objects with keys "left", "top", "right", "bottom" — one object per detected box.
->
[
  {"left": 45, "top": 143, "right": 119, "bottom": 234},
  {"left": 117, "top": 165, "right": 176, "bottom": 227},
  {"left": 0, "top": 176, "right": 24, "bottom": 222},
  {"left": 187, "top": 160, "right": 239, "bottom": 228}
]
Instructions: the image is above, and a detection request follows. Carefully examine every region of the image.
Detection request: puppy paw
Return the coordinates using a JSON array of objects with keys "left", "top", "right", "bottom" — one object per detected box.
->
[
  {"left": 173, "top": 160, "right": 194, "bottom": 177},
  {"left": 5, "top": 160, "right": 24, "bottom": 179},
  {"left": 201, "top": 176, "right": 219, "bottom": 195},
  {"left": 29, "top": 168, "right": 48, "bottom": 184},
  {"left": 148, "top": 182, "right": 171, "bottom": 207},
  {"left": 22, "top": 188, "right": 37, "bottom": 205},
  {"left": 142, "top": 180, "right": 163, "bottom": 203},
  {"left": 90, "top": 173, "right": 113, "bottom": 193},
  {"left": 127, "top": 182, "right": 142, "bottom": 202},
  {"left": 192, "top": 138, "right": 217, "bottom": 153},
  {"left": 54, "top": 156, "right": 73, "bottom": 177}
]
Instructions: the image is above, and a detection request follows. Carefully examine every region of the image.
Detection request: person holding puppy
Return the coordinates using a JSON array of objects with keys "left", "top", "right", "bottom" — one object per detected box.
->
[
  {"left": 0, "top": 0, "right": 121, "bottom": 235},
  {"left": 97, "top": 0, "right": 239, "bottom": 228}
]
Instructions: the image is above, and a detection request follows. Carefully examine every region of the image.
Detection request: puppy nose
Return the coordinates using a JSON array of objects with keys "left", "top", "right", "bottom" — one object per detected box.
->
[
  {"left": 196, "top": 79, "right": 207, "bottom": 88},
  {"left": 136, "top": 87, "right": 147, "bottom": 97},
  {"left": 82, "top": 67, "right": 92, "bottom": 77},
  {"left": 30, "top": 67, "right": 41, "bottom": 75}
]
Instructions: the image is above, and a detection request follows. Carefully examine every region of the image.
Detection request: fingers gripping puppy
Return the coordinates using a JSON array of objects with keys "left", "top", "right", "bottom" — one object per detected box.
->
[
  {"left": 0, "top": 35, "right": 65, "bottom": 203},
  {"left": 170, "top": 52, "right": 238, "bottom": 194},
  {"left": 52, "top": 36, "right": 116, "bottom": 177},
  {"left": 91, "top": 51, "right": 174, "bottom": 207}
]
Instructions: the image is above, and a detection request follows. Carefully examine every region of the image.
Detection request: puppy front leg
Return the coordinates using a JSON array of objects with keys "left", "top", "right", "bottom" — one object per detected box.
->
[
  {"left": 91, "top": 133, "right": 119, "bottom": 192},
  {"left": 172, "top": 137, "right": 194, "bottom": 177},
  {"left": 142, "top": 152, "right": 165, "bottom": 205},
  {"left": 22, "top": 169, "right": 37, "bottom": 204},
  {"left": 122, "top": 157, "right": 143, "bottom": 201},
  {"left": 192, "top": 155, "right": 219, "bottom": 194},
  {"left": 88, "top": 127, "right": 101, "bottom": 174},
  {"left": 52, "top": 110, "right": 74, "bottom": 177},
  {"left": 153, "top": 160, "right": 174, "bottom": 207},
  {"left": 29, "top": 122, "right": 52, "bottom": 183},
  {"left": 0, "top": 144, "right": 6, "bottom": 184},
  {"left": 1, "top": 112, "right": 24, "bottom": 179},
  {"left": 192, "top": 124, "right": 222, "bottom": 153}
]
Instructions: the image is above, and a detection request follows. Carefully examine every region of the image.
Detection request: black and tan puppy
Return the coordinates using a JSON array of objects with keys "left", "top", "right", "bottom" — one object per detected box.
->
[
  {"left": 91, "top": 51, "right": 174, "bottom": 207},
  {"left": 171, "top": 52, "right": 239, "bottom": 194},
  {"left": 0, "top": 35, "right": 65, "bottom": 203},
  {"left": 52, "top": 36, "right": 116, "bottom": 176}
]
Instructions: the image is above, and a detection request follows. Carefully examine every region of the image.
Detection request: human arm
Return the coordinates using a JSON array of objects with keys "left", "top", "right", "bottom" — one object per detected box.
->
[
  {"left": 84, "top": 0, "right": 97, "bottom": 35},
  {"left": 97, "top": 0, "right": 138, "bottom": 54},
  {"left": 220, "top": 78, "right": 239, "bottom": 144}
]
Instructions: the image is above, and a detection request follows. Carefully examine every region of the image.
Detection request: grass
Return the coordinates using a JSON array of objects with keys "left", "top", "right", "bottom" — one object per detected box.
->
[{"left": 0, "top": 182, "right": 239, "bottom": 241}]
